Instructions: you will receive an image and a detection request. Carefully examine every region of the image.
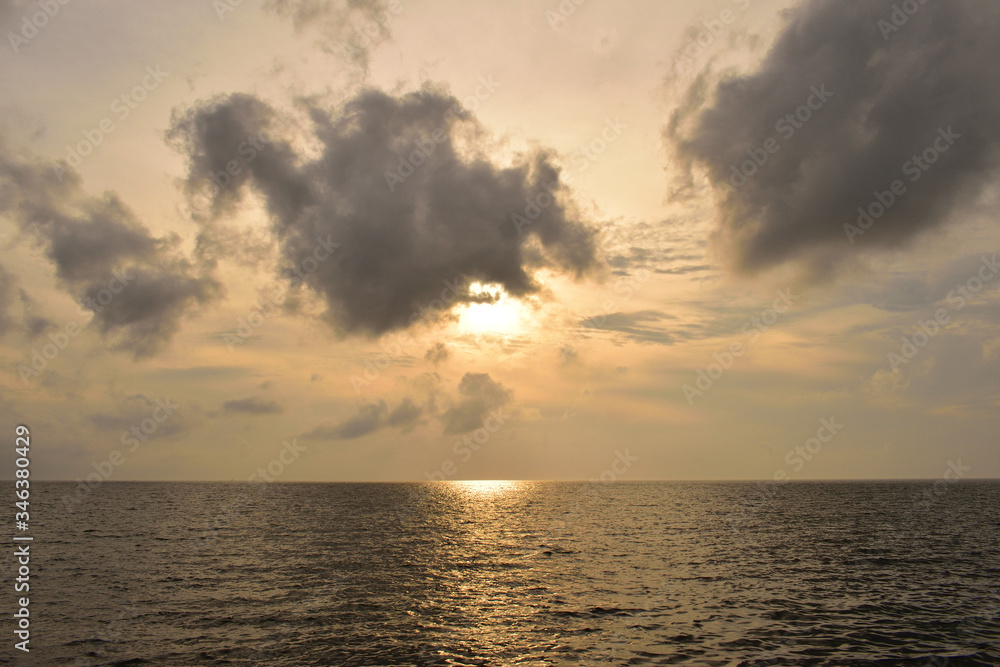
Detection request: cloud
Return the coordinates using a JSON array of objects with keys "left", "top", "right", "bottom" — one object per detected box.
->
[
  {"left": 579, "top": 310, "right": 677, "bottom": 345},
  {"left": 221, "top": 397, "right": 284, "bottom": 415},
  {"left": 307, "top": 372, "right": 507, "bottom": 439},
  {"left": 0, "top": 268, "right": 53, "bottom": 339},
  {"left": 441, "top": 372, "right": 511, "bottom": 434},
  {"left": 846, "top": 252, "right": 1000, "bottom": 312},
  {"left": 307, "top": 401, "right": 387, "bottom": 440},
  {"left": 0, "top": 1, "right": 29, "bottom": 31},
  {"left": 16, "top": 288, "right": 54, "bottom": 339},
  {"left": 424, "top": 342, "right": 449, "bottom": 364},
  {"left": 262, "top": 0, "right": 400, "bottom": 68},
  {"left": 0, "top": 264, "right": 15, "bottom": 336},
  {"left": 668, "top": 0, "right": 1000, "bottom": 279},
  {"left": 168, "top": 87, "right": 599, "bottom": 337},
  {"left": 0, "top": 140, "right": 219, "bottom": 357},
  {"left": 88, "top": 394, "right": 192, "bottom": 440},
  {"left": 559, "top": 346, "right": 579, "bottom": 365},
  {"left": 385, "top": 397, "right": 422, "bottom": 432},
  {"left": 304, "top": 396, "right": 423, "bottom": 439}
]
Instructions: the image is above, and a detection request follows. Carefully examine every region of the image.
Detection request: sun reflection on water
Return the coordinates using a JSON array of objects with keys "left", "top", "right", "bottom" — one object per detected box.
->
[{"left": 449, "top": 480, "right": 522, "bottom": 498}]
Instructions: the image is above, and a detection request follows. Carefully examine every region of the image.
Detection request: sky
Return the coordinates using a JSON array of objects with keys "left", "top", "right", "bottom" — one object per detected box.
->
[{"left": 0, "top": 0, "right": 998, "bottom": 482}]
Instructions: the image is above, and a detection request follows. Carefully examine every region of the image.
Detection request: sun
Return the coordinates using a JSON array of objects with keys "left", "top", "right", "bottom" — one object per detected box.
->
[{"left": 455, "top": 283, "right": 524, "bottom": 335}]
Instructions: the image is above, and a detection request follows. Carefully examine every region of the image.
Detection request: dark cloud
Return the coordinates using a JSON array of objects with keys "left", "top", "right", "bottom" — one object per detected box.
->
[
  {"left": 669, "top": 0, "right": 1000, "bottom": 278},
  {"left": 654, "top": 264, "right": 710, "bottom": 275},
  {"left": 424, "top": 342, "right": 449, "bottom": 364},
  {"left": 579, "top": 310, "right": 677, "bottom": 345},
  {"left": 308, "top": 401, "right": 386, "bottom": 440},
  {"left": 305, "top": 395, "right": 423, "bottom": 439},
  {"left": 0, "top": 140, "right": 219, "bottom": 357},
  {"left": 385, "top": 397, "right": 422, "bottom": 432},
  {"left": 441, "top": 372, "right": 511, "bottom": 434},
  {"left": 221, "top": 397, "right": 284, "bottom": 415},
  {"left": 168, "top": 87, "right": 599, "bottom": 337}
]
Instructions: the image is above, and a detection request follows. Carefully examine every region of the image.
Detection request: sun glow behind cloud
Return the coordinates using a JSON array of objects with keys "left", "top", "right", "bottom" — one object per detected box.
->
[{"left": 455, "top": 283, "right": 525, "bottom": 335}]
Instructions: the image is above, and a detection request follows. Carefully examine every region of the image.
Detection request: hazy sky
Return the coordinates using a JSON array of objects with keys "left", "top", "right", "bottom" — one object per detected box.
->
[{"left": 1, "top": 0, "right": 998, "bottom": 482}]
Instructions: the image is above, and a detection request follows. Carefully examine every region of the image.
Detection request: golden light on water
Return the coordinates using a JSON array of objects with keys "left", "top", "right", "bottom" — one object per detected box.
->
[{"left": 450, "top": 480, "right": 521, "bottom": 497}]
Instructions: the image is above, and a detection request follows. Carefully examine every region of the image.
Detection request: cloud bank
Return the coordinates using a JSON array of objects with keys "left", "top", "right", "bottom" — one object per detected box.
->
[{"left": 669, "top": 0, "right": 1000, "bottom": 278}]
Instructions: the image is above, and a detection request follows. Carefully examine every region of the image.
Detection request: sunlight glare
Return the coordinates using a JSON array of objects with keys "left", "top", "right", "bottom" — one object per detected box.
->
[{"left": 456, "top": 284, "right": 523, "bottom": 334}]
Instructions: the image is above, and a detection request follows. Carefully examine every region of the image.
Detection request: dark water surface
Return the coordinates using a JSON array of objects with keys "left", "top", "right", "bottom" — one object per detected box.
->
[{"left": 4, "top": 481, "right": 1000, "bottom": 665}]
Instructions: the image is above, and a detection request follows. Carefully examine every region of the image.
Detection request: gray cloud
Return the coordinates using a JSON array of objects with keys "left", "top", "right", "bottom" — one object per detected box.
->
[
  {"left": 263, "top": 0, "right": 400, "bottom": 68},
  {"left": 0, "top": 1, "right": 29, "bottom": 31},
  {"left": 221, "top": 397, "right": 284, "bottom": 415},
  {"left": 0, "top": 140, "right": 219, "bottom": 357},
  {"left": 424, "top": 342, "right": 449, "bottom": 364},
  {"left": 306, "top": 372, "right": 507, "bottom": 440},
  {"left": 853, "top": 252, "right": 1000, "bottom": 312},
  {"left": 669, "top": 0, "right": 1000, "bottom": 279},
  {"left": 441, "top": 372, "right": 511, "bottom": 434},
  {"left": 168, "top": 88, "right": 599, "bottom": 336},
  {"left": 0, "top": 264, "right": 14, "bottom": 336},
  {"left": 307, "top": 401, "right": 387, "bottom": 440},
  {"left": 305, "top": 395, "right": 423, "bottom": 440},
  {"left": 17, "top": 288, "right": 54, "bottom": 339},
  {"left": 579, "top": 310, "right": 677, "bottom": 345},
  {"left": 89, "top": 394, "right": 192, "bottom": 440},
  {"left": 385, "top": 397, "right": 422, "bottom": 432}
]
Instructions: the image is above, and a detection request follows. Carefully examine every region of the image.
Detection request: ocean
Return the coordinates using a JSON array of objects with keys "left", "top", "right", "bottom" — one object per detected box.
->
[{"left": 6, "top": 480, "right": 999, "bottom": 665}]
